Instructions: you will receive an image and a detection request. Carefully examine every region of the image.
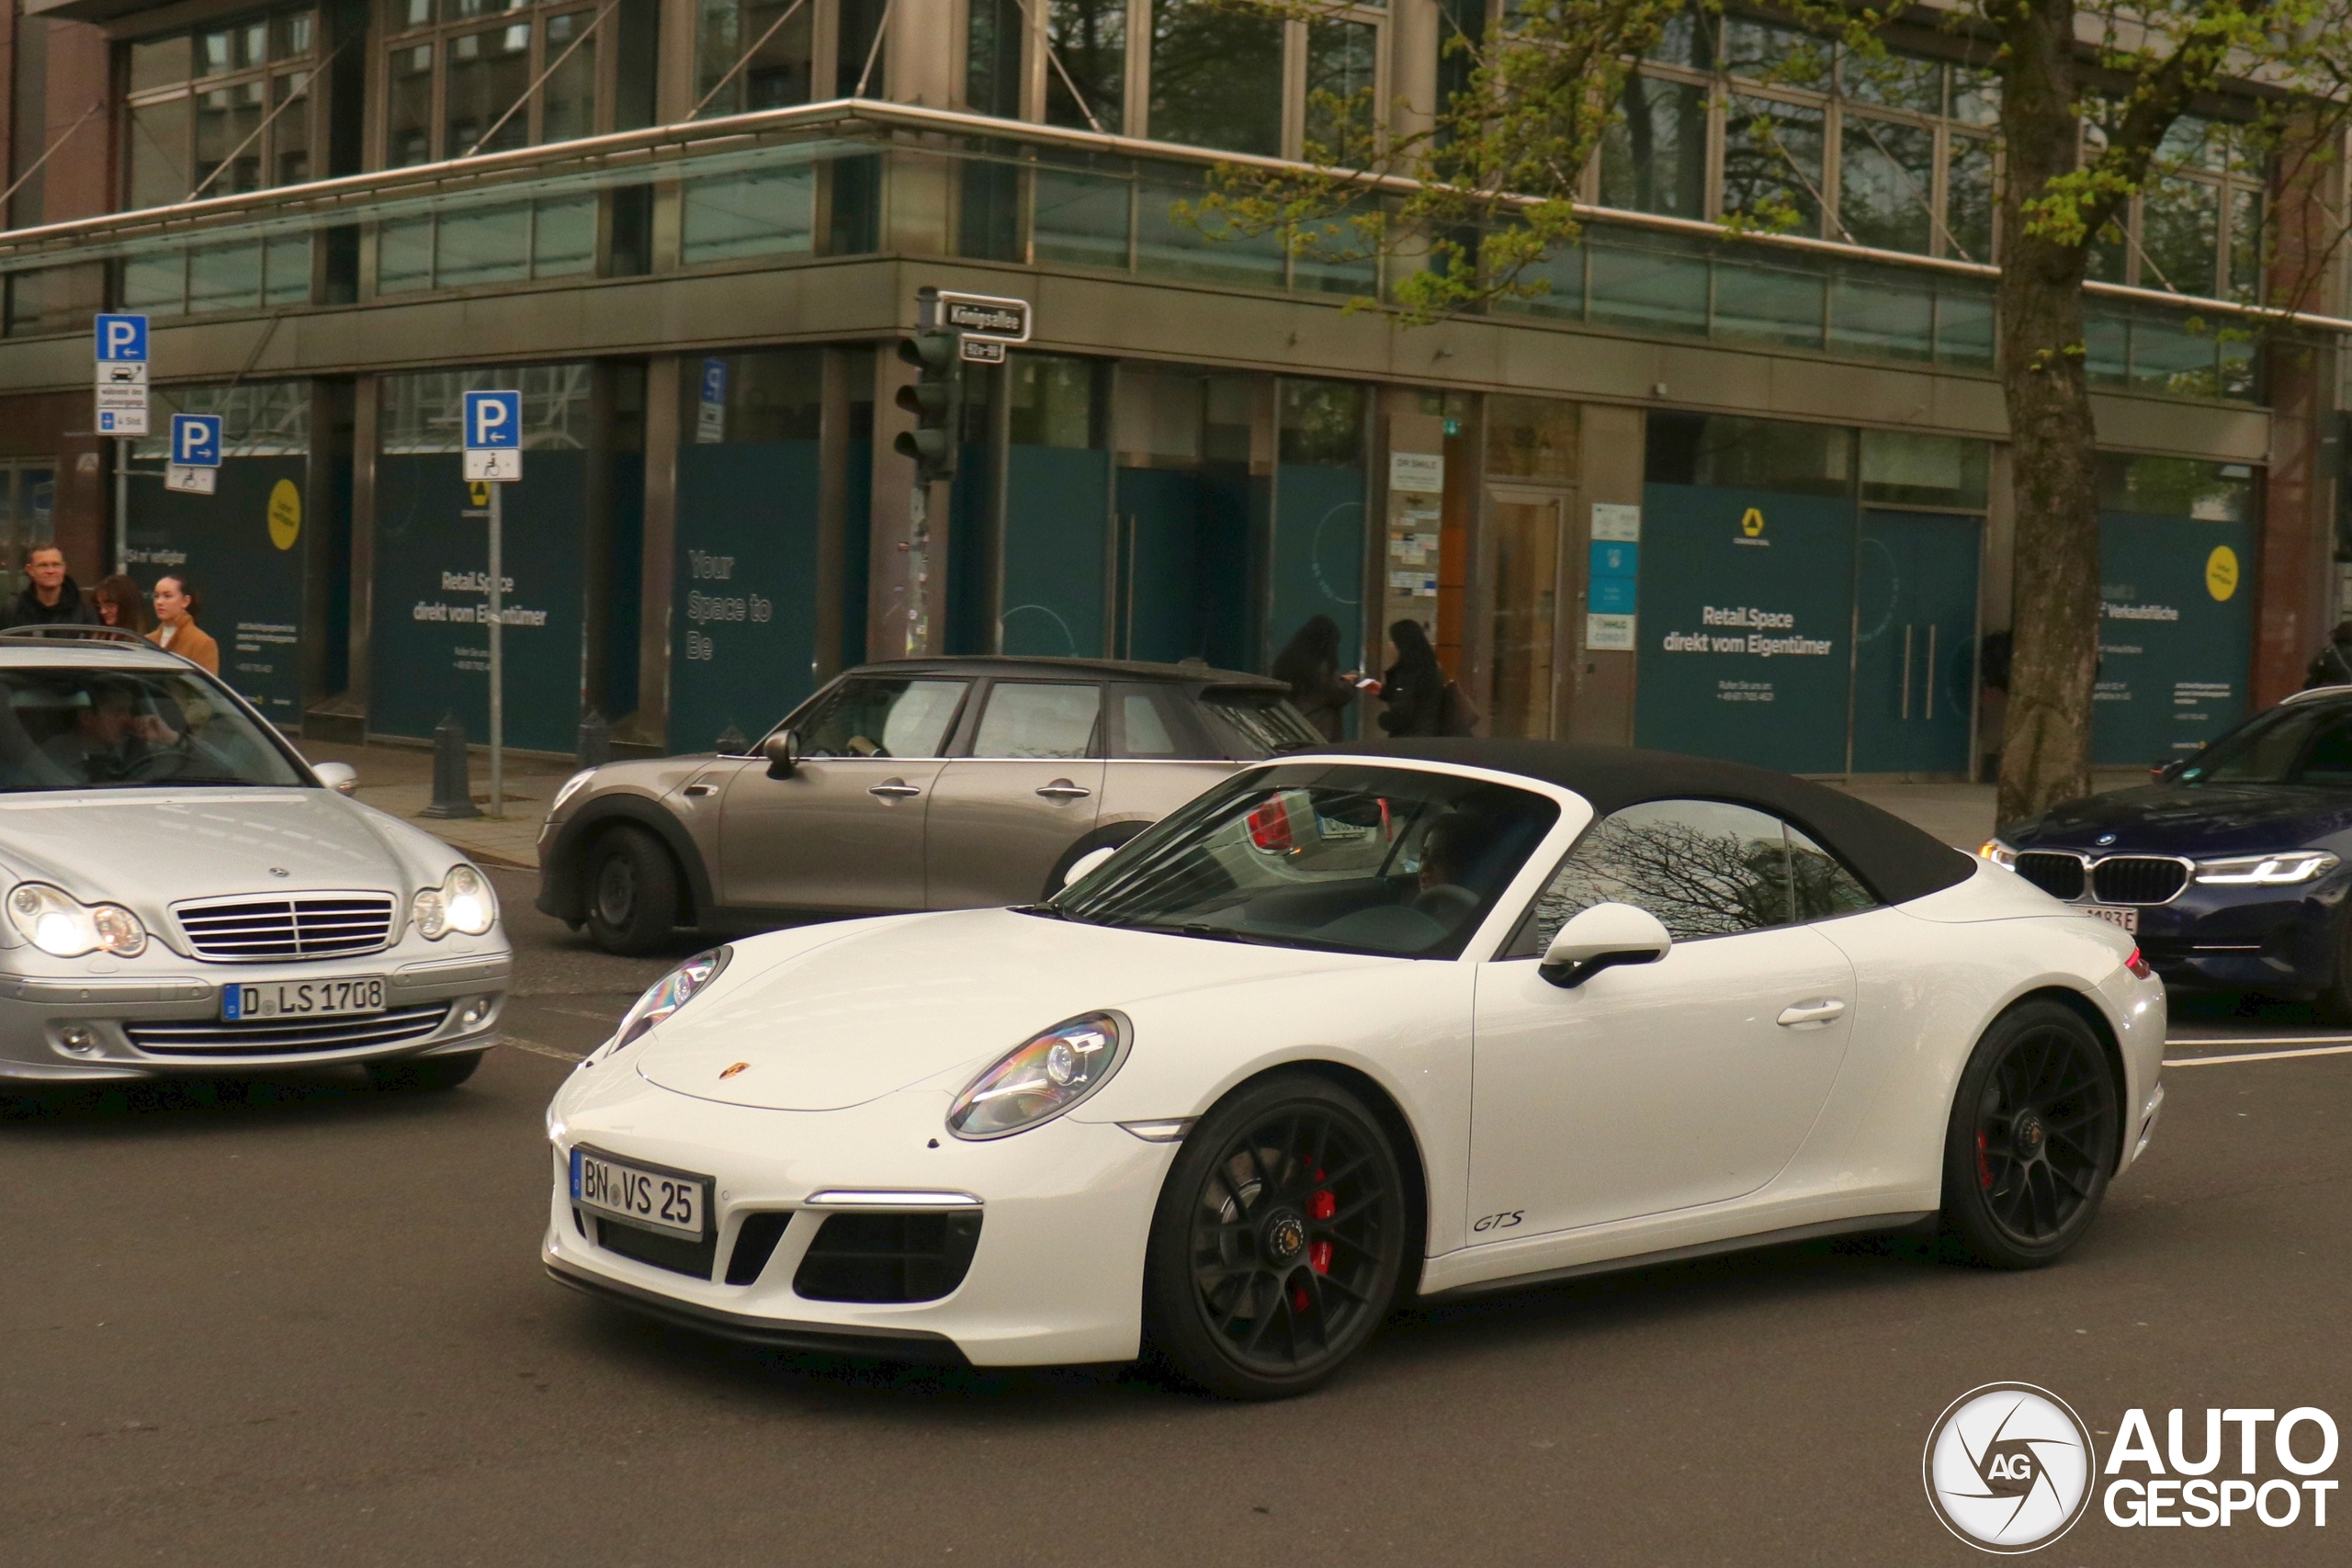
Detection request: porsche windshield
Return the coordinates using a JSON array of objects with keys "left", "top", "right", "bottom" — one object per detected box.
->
[
  {"left": 0, "top": 667, "right": 307, "bottom": 791},
  {"left": 1054, "top": 764, "right": 1559, "bottom": 958}
]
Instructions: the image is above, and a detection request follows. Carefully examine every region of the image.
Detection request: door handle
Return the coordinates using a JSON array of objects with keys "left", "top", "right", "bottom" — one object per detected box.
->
[
  {"left": 1777, "top": 998, "right": 1847, "bottom": 1027},
  {"left": 867, "top": 779, "right": 922, "bottom": 798},
  {"left": 1035, "top": 780, "right": 1092, "bottom": 800}
]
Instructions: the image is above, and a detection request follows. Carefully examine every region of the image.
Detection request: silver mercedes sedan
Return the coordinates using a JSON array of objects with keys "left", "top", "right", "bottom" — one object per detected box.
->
[{"left": 0, "top": 629, "right": 509, "bottom": 1091}]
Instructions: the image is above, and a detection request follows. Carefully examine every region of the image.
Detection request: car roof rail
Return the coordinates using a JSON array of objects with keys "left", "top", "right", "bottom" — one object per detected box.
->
[
  {"left": 2282, "top": 683, "right": 2352, "bottom": 705},
  {"left": 0, "top": 625, "right": 151, "bottom": 647}
]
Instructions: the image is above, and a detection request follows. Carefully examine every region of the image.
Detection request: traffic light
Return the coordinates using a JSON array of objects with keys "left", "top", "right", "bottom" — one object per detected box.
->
[{"left": 894, "top": 329, "right": 962, "bottom": 484}]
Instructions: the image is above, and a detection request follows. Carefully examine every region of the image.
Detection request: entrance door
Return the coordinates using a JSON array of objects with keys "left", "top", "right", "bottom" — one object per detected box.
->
[
  {"left": 1487, "top": 487, "right": 1569, "bottom": 738},
  {"left": 1850, "top": 511, "right": 1981, "bottom": 773}
]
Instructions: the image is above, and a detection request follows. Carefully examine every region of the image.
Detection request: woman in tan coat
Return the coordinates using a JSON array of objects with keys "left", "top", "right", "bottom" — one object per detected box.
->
[{"left": 148, "top": 573, "right": 220, "bottom": 674}]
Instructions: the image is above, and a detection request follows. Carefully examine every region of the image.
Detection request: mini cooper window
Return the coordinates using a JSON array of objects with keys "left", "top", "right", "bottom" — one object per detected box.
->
[
  {"left": 973, "top": 682, "right": 1101, "bottom": 760},
  {"left": 1507, "top": 798, "right": 1875, "bottom": 954},
  {"left": 793, "top": 677, "right": 966, "bottom": 760},
  {"left": 1196, "top": 688, "right": 1324, "bottom": 759},
  {"left": 1054, "top": 763, "right": 1558, "bottom": 957},
  {"left": 0, "top": 667, "right": 306, "bottom": 790}
]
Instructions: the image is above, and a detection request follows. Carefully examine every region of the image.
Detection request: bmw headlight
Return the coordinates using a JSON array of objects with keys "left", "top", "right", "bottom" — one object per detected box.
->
[
  {"left": 2194, "top": 851, "right": 2339, "bottom": 886},
  {"left": 1979, "top": 839, "right": 2018, "bottom": 870},
  {"left": 6, "top": 882, "right": 147, "bottom": 958},
  {"left": 413, "top": 863, "right": 497, "bottom": 939},
  {"left": 550, "top": 768, "right": 596, "bottom": 817},
  {"left": 606, "top": 947, "right": 730, "bottom": 1054},
  {"left": 946, "top": 1011, "right": 1129, "bottom": 1140}
]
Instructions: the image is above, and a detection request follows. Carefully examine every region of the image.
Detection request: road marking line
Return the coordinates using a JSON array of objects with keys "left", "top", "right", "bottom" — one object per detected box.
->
[
  {"left": 2165, "top": 1043, "right": 2352, "bottom": 1067},
  {"left": 2165, "top": 1034, "right": 2352, "bottom": 1047},
  {"left": 503, "top": 1035, "right": 586, "bottom": 1063}
]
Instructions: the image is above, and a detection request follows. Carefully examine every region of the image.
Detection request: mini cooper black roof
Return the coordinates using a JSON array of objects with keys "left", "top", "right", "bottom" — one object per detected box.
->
[
  {"left": 845, "top": 656, "right": 1290, "bottom": 692},
  {"left": 1327, "top": 738, "right": 1977, "bottom": 908}
]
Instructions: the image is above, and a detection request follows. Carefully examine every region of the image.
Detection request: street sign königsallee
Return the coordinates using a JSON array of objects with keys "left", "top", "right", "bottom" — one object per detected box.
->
[{"left": 932, "top": 290, "right": 1031, "bottom": 343}]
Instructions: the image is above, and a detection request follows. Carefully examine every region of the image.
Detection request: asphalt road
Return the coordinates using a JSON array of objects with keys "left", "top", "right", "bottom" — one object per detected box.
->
[{"left": 4, "top": 873, "right": 2348, "bottom": 1567}]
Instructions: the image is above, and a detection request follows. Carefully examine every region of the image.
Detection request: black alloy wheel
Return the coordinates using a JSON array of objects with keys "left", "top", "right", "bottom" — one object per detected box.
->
[
  {"left": 1939, "top": 999, "right": 2119, "bottom": 1269},
  {"left": 583, "top": 826, "right": 679, "bottom": 955},
  {"left": 1143, "top": 1073, "right": 1407, "bottom": 1400}
]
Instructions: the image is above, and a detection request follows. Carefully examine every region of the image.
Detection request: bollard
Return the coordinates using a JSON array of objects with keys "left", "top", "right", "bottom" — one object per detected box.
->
[
  {"left": 576, "top": 708, "right": 612, "bottom": 769},
  {"left": 714, "top": 724, "right": 749, "bottom": 757},
  {"left": 420, "top": 712, "right": 481, "bottom": 819}
]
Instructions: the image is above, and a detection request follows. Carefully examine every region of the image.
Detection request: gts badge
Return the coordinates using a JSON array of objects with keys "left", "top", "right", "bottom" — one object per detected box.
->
[{"left": 1473, "top": 1210, "right": 1525, "bottom": 1233}]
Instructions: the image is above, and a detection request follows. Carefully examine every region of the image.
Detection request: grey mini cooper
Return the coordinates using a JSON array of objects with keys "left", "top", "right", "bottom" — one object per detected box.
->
[
  {"left": 0, "top": 628, "right": 509, "bottom": 1091},
  {"left": 537, "top": 656, "right": 1323, "bottom": 953}
]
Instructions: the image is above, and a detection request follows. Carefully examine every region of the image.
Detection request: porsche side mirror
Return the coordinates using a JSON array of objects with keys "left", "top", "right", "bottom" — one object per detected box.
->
[
  {"left": 1540, "top": 902, "right": 1672, "bottom": 988},
  {"left": 311, "top": 760, "right": 359, "bottom": 795},
  {"left": 1060, "top": 844, "right": 1118, "bottom": 890},
  {"left": 763, "top": 728, "right": 802, "bottom": 779}
]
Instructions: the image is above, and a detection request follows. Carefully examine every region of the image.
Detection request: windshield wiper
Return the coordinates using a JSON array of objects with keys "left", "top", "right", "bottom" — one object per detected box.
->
[{"left": 1125, "top": 921, "right": 1294, "bottom": 947}]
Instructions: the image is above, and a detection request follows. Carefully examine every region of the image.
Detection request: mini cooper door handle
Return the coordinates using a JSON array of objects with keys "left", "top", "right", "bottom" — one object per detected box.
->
[
  {"left": 867, "top": 779, "right": 922, "bottom": 798},
  {"left": 1777, "top": 998, "right": 1847, "bottom": 1027},
  {"left": 1035, "top": 780, "right": 1093, "bottom": 800}
]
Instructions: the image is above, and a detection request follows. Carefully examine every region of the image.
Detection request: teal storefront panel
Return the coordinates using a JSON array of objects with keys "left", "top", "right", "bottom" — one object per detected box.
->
[
  {"left": 371, "top": 452, "right": 585, "bottom": 752},
  {"left": 125, "top": 457, "right": 308, "bottom": 725},
  {"left": 1269, "top": 464, "right": 1364, "bottom": 671},
  {"left": 669, "top": 441, "right": 821, "bottom": 752},
  {"left": 1000, "top": 446, "right": 1110, "bottom": 657},
  {"left": 2093, "top": 512, "right": 2255, "bottom": 765},
  {"left": 1635, "top": 484, "right": 1856, "bottom": 773}
]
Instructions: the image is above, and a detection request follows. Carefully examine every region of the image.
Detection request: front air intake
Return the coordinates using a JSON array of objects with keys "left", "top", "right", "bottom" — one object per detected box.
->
[{"left": 792, "top": 1213, "right": 982, "bottom": 1303}]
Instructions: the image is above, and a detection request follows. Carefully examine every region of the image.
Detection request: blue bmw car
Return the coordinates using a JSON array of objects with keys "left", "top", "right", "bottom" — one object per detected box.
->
[{"left": 1986, "top": 686, "right": 2352, "bottom": 1019}]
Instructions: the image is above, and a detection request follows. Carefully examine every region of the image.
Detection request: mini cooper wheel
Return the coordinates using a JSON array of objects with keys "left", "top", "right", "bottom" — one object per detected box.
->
[
  {"left": 1142, "top": 1073, "right": 1407, "bottom": 1400},
  {"left": 583, "top": 826, "right": 679, "bottom": 955},
  {"left": 365, "top": 1050, "right": 484, "bottom": 1092},
  {"left": 1940, "top": 1000, "right": 2119, "bottom": 1269}
]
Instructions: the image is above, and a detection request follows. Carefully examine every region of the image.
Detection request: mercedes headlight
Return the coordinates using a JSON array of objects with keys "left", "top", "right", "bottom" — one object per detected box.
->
[
  {"left": 1979, "top": 839, "right": 2018, "bottom": 870},
  {"left": 413, "top": 863, "right": 497, "bottom": 939},
  {"left": 947, "top": 1011, "right": 1129, "bottom": 1140},
  {"left": 607, "top": 947, "right": 730, "bottom": 1054},
  {"left": 550, "top": 768, "right": 596, "bottom": 817},
  {"left": 6, "top": 882, "right": 147, "bottom": 958},
  {"left": 2194, "top": 851, "right": 2339, "bottom": 886}
]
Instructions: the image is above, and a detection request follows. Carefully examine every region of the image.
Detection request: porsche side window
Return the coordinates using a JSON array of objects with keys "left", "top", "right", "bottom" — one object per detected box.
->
[
  {"left": 973, "top": 682, "right": 1102, "bottom": 760},
  {"left": 794, "top": 678, "right": 966, "bottom": 760},
  {"left": 1788, "top": 824, "right": 1877, "bottom": 919},
  {"left": 1510, "top": 799, "right": 1798, "bottom": 952}
]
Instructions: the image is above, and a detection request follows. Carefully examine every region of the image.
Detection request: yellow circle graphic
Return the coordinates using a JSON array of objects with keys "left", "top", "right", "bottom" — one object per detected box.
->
[
  {"left": 2204, "top": 545, "right": 2239, "bottom": 602},
  {"left": 267, "top": 479, "right": 301, "bottom": 551}
]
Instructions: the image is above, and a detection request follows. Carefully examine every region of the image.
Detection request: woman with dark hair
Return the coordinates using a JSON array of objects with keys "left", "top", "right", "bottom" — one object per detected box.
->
[
  {"left": 148, "top": 573, "right": 220, "bottom": 674},
  {"left": 92, "top": 573, "right": 153, "bottom": 635},
  {"left": 1377, "top": 619, "right": 1448, "bottom": 738},
  {"left": 1272, "top": 614, "right": 1359, "bottom": 741}
]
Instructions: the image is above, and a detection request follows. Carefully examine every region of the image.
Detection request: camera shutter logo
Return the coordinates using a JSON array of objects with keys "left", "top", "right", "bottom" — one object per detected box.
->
[{"left": 1923, "top": 1383, "right": 2096, "bottom": 1552}]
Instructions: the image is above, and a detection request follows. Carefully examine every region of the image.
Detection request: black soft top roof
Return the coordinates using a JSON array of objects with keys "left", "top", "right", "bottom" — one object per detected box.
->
[
  {"left": 850, "top": 655, "right": 1286, "bottom": 690},
  {"left": 1322, "top": 739, "right": 1976, "bottom": 907}
]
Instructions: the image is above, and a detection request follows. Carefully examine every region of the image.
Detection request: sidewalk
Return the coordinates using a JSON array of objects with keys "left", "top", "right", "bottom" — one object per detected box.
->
[{"left": 299, "top": 738, "right": 574, "bottom": 870}]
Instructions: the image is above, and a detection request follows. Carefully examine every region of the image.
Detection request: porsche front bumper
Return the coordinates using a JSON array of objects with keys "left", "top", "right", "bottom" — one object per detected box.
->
[{"left": 543, "top": 1066, "right": 1178, "bottom": 1368}]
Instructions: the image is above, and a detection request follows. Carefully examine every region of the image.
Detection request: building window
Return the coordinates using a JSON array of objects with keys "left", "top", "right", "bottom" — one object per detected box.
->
[
  {"left": 377, "top": 0, "right": 649, "bottom": 164},
  {"left": 124, "top": 7, "right": 321, "bottom": 209},
  {"left": 2095, "top": 113, "right": 2267, "bottom": 303},
  {"left": 694, "top": 0, "right": 815, "bottom": 118}
]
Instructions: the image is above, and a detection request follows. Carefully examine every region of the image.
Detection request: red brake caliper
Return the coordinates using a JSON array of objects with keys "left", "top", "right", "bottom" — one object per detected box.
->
[
  {"left": 1975, "top": 1129, "right": 1993, "bottom": 1190},
  {"left": 1293, "top": 1175, "right": 1338, "bottom": 1310}
]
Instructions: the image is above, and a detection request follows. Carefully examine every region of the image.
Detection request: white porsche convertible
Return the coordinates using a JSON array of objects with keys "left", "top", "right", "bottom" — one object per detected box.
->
[{"left": 543, "top": 742, "right": 2165, "bottom": 1398}]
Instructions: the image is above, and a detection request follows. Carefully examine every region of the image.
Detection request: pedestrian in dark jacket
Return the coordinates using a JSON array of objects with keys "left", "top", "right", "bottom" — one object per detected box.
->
[
  {"left": 2, "top": 547, "right": 101, "bottom": 630},
  {"left": 1272, "top": 614, "right": 1359, "bottom": 741},
  {"left": 2306, "top": 621, "right": 2352, "bottom": 690},
  {"left": 1377, "top": 619, "right": 1448, "bottom": 738}
]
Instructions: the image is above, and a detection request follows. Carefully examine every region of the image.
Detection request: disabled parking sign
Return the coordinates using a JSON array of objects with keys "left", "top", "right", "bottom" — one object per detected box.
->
[
  {"left": 461, "top": 389, "right": 522, "bottom": 481},
  {"left": 164, "top": 412, "right": 222, "bottom": 495}
]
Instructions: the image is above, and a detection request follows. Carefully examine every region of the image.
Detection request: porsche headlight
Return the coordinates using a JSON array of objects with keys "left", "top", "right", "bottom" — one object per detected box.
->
[
  {"left": 413, "top": 864, "right": 497, "bottom": 939},
  {"left": 550, "top": 768, "right": 596, "bottom": 817},
  {"left": 1979, "top": 839, "right": 2018, "bottom": 870},
  {"left": 947, "top": 1011, "right": 1129, "bottom": 1140},
  {"left": 607, "top": 947, "right": 730, "bottom": 1054},
  {"left": 2194, "top": 851, "right": 2339, "bottom": 886},
  {"left": 6, "top": 882, "right": 147, "bottom": 958}
]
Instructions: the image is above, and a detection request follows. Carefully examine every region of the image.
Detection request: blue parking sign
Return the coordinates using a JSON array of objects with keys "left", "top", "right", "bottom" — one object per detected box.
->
[
  {"left": 701, "top": 357, "right": 727, "bottom": 406},
  {"left": 171, "top": 413, "right": 223, "bottom": 468},
  {"left": 462, "top": 389, "right": 522, "bottom": 449},
  {"left": 95, "top": 313, "right": 148, "bottom": 362}
]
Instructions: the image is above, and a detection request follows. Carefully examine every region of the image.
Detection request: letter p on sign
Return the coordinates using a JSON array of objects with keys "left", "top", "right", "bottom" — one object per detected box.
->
[{"left": 172, "top": 413, "right": 222, "bottom": 468}]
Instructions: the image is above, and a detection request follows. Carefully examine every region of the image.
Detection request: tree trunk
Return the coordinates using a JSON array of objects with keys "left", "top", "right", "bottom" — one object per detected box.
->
[{"left": 1994, "top": 1, "right": 2104, "bottom": 827}]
